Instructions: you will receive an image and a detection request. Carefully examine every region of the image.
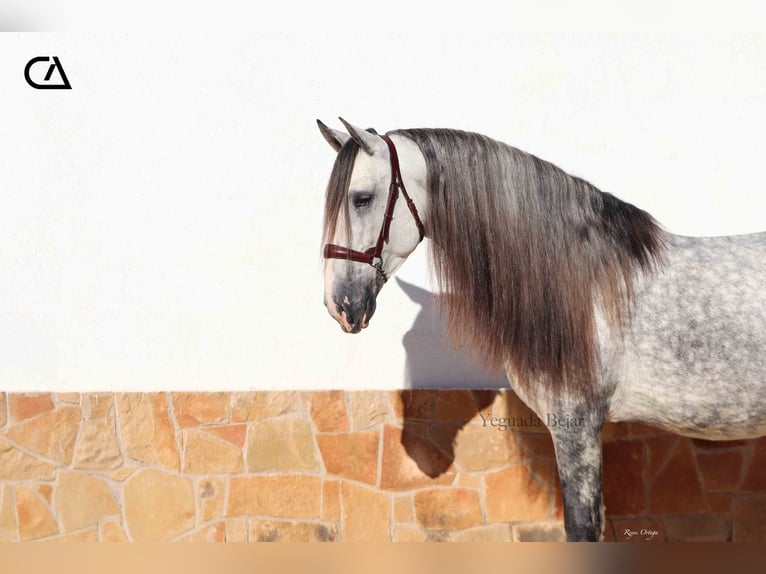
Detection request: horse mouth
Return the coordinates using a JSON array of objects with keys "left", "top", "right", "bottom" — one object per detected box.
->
[
  {"left": 329, "top": 290, "right": 377, "bottom": 334},
  {"left": 337, "top": 311, "right": 372, "bottom": 334},
  {"left": 340, "top": 315, "right": 370, "bottom": 334}
]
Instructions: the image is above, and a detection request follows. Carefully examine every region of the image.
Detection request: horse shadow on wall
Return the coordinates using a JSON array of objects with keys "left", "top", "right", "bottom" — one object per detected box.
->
[
  {"left": 399, "top": 279, "right": 509, "bottom": 391},
  {"left": 395, "top": 279, "right": 557, "bottom": 482}
]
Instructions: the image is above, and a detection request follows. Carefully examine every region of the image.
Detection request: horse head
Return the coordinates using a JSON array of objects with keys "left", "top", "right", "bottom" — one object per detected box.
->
[{"left": 318, "top": 118, "right": 428, "bottom": 333}]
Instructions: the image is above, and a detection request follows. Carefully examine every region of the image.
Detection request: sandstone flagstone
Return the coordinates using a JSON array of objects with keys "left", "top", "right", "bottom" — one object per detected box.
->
[
  {"left": 390, "top": 390, "right": 438, "bottom": 421},
  {"left": 4, "top": 406, "right": 81, "bottom": 464},
  {"left": 693, "top": 438, "right": 749, "bottom": 450},
  {"left": 0, "top": 389, "right": 764, "bottom": 543},
  {"left": 198, "top": 477, "right": 226, "bottom": 523},
  {"left": 380, "top": 425, "right": 454, "bottom": 490},
  {"left": 733, "top": 495, "right": 766, "bottom": 542},
  {"left": 650, "top": 439, "right": 705, "bottom": 514},
  {"left": 394, "top": 496, "right": 413, "bottom": 523},
  {"left": 73, "top": 398, "right": 122, "bottom": 470},
  {"left": 629, "top": 423, "right": 664, "bottom": 437},
  {"left": 516, "top": 432, "right": 556, "bottom": 459},
  {"left": 347, "top": 391, "right": 390, "bottom": 430},
  {"left": 645, "top": 435, "right": 680, "bottom": 480},
  {"left": 601, "top": 422, "right": 630, "bottom": 440},
  {"left": 73, "top": 418, "right": 122, "bottom": 470},
  {"left": 341, "top": 482, "right": 390, "bottom": 542},
  {"left": 8, "top": 394, "right": 54, "bottom": 423},
  {"left": 124, "top": 469, "right": 195, "bottom": 541},
  {"left": 485, "top": 463, "right": 552, "bottom": 522},
  {"left": 450, "top": 524, "right": 513, "bottom": 542},
  {"left": 116, "top": 394, "right": 179, "bottom": 470},
  {"left": 247, "top": 418, "right": 318, "bottom": 472},
  {"left": 664, "top": 516, "right": 731, "bottom": 542},
  {"left": 108, "top": 466, "right": 137, "bottom": 482},
  {"left": 227, "top": 475, "right": 321, "bottom": 518},
  {"left": 171, "top": 392, "right": 229, "bottom": 428},
  {"left": 305, "top": 391, "right": 348, "bottom": 432},
  {"left": 49, "top": 529, "right": 99, "bottom": 542},
  {"left": 36, "top": 484, "right": 52, "bottom": 504},
  {"left": 512, "top": 523, "right": 566, "bottom": 542},
  {"left": 321, "top": 480, "right": 340, "bottom": 521},
  {"left": 453, "top": 423, "right": 518, "bottom": 471},
  {"left": 531, "top": 458, "right": 564, "bottom": 520},
  {"left": 54, "top": 393, "right": 80, "bottom": 405},
  {"left": 490, "top": 391, "right": 548, "bottom": 434},
  {"left": 224, "top": 519, "right": 248, "bottom": 542},
  {"left": 176, "top": 523, "right": 226, "bottom": 542},
  {"left": 16, "top": 486, "right": 58, "bottom": 541},
  {"left": 316, "top": 431, "right": 378, "bottom": 484},
  {"left": 100, "top": 520, "right": 129, "bottom": 542},
  {"left": 435, "top": 391, "right": 481, "bottom": 422},
  {"left": 602, "top": 439, "right": 646, "bottom": 516},
  {"left": 0, "top": 438, "right": 57, "bottom": 480},
  {"left": 184, "top": 428, "right": 243, "bottom": 474},
  {"left": 413, "top": 488, "right": 482, "bottom": 530},
  {"left": 0, "top": 486, "right": 16, "bottom": 540},
  {"left": 696, "top": 449, "right": 744, "bottom": 492},
  {"left": 742, "top": 437, "right": 766, "bottom": 492},
  {"left": 55, "top": 471, "right": 119, "bottom": 532},
  {"left": 706, "top": 492, "right": 733, "bottom": 514},
  {"left": 426, "top": 422, "right": 468, "bottom": 462},
  {"left": 456, "top": 473, "right": 482, "bottom": 488},
  {"left": 602, "top": 520, "right": 617, "bottom": 541},
  {"left": 204, "top": 424, "right": 246, "bottom": 448},
  {"left": 250, "top": 520, "right": 337, "bottom": 542},
  {"left": 82, "top": 394, "right": 112, "bottom": 420},
  {"left": 393, "top": 525, "right": 427, "bottom": 542},
  {"left": 231, "top": 391, "right": 299, "bottom": 421}
]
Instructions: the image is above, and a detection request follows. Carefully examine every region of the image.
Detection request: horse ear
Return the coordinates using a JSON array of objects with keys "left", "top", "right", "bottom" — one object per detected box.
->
[
  {"left": 338, "top": 117, "right": 386, "bottom": 156},
  {"left": 317, "top": 119, "right": 350, "bottom": 152}
]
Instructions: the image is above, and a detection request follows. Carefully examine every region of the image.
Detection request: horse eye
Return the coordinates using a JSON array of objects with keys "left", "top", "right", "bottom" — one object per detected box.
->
[{"left": 351, "top": 193, "right": 374, "bottom": 209}]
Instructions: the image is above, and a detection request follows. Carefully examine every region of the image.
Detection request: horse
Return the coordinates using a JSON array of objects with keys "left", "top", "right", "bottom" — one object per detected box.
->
[{"left": 317, "top": 118, "right": 766, "bottom": 541}]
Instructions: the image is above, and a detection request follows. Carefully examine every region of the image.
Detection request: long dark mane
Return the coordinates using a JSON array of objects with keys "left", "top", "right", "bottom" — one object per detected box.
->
[{"left": 323, "top": 128, "right": 666, "bottom": 396}]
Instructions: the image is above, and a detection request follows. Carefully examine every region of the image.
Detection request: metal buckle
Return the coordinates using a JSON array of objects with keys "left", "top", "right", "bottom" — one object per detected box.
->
[{"left": 371, "top": 258, "right": 388, "bottom": 283}]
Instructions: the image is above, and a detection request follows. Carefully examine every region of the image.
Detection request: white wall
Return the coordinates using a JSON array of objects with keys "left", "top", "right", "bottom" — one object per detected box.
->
[{"left": 1, "top": 18, "right": 765, "bottom": 390}]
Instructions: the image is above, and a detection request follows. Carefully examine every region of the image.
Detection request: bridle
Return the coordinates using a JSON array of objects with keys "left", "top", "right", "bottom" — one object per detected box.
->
[{"left": 323, "top": 134, "right": 425, "bottom": 283}]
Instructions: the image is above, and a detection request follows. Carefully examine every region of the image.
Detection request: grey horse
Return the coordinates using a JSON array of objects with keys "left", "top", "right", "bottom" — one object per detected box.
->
[{"left": 318, "top": 118, "right": 766, "bottom": 541}]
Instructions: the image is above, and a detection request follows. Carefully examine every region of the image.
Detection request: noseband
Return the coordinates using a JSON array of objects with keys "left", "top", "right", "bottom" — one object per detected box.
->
[{"left": 323, "top": 134, "right": 425, "bottom": 282}]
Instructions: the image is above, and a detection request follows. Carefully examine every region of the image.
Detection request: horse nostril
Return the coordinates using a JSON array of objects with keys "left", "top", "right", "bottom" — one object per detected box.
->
[{"left": 335, "top": 300, "right": 345, "bottom": 316}]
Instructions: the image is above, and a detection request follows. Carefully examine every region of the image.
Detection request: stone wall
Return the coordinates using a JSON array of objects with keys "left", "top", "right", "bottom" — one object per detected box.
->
[{"left": 0, "top": 390, "right": 763, "bottom": 542}]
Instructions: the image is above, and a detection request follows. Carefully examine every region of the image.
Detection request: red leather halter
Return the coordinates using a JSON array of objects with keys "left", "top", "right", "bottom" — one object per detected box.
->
[{"left": 323, "top": 134, "right": 425, "bottom": 282}]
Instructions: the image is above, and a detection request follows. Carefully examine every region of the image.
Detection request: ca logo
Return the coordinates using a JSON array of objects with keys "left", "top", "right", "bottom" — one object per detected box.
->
[{"left": 24, "top": 56, "right": 72, "bottom": 90}]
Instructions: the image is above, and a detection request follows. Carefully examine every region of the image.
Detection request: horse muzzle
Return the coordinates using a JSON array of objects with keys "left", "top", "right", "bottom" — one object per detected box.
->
[{"left": 328, "top": 286, "right": 378, "bottom": 334}]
